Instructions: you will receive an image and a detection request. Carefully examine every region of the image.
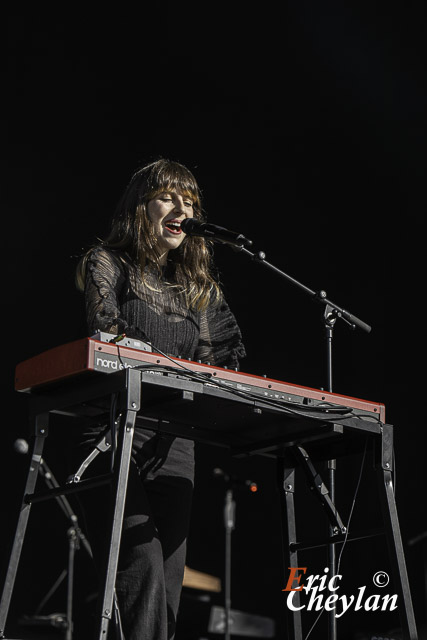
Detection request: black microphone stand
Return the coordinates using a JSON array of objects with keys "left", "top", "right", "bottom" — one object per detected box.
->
[
  {"left": 15, "top": 451, "right": 124, "bottom": 640},
  {"left": 213, "top": 468, "right": 236, "bottom": 640},
  {"left": 221, "top": 240, "right": 371, "bottom": 640},
  {"left": 214, "top": 468, "right": 258, "bottom": 640},
  {"left": 324, "top": 305, "right": 339, "bottom": 640},
  {"left": 224, "top": 484, "right": 235, "bottom": 640},
  {"left": 15, "top": 455, "right": 91, "bottom": 639}
]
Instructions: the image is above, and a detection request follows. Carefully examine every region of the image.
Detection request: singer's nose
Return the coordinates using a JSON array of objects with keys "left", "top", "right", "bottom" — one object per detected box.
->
[
  {"left": 173, "top": 193, "right": 193, "bottom": 218},
  {"left": 174, "top": 199, "right": 185, "bottom": 215}
]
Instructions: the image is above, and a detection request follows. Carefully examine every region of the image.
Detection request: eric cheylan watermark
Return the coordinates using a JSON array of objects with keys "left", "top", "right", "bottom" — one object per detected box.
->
[{"left": 282, "top": 567, "right": 398, "bottom": 618}]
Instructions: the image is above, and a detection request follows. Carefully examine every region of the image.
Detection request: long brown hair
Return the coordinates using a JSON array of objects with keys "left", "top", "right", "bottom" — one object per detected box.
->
[{"left": 76, "top": 159, "right": 222, "bottom": 310}]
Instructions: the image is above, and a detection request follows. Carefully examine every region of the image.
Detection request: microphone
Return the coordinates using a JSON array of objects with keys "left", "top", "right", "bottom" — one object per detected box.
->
[
  {"left": 181, "top": 218, "right": 253, "bottom": 248},
  {"left": 14, "top": 438, "right": 29, "bottom": 455}
]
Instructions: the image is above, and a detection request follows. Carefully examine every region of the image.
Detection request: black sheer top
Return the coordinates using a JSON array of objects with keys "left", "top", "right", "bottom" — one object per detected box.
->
[{"left": 84, "top": 247, "right": 246, "bottom": 369}]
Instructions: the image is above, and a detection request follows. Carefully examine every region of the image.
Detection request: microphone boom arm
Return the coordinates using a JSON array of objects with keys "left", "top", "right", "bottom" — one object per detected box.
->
[
  {"left": 181, "top": 219, "right": 253, "bottom": 248},
  {"left": 237, "top": 247, "right": 372, "bottom": 334}
]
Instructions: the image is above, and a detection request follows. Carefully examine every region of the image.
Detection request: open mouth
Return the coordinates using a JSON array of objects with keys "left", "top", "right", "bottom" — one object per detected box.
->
[{"left": 164, "top": 219, "right": 182, "bottom": 235}]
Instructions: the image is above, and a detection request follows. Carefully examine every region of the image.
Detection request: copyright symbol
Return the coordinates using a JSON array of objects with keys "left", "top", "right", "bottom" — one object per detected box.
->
[{"left": 373, "top": 571, "right": 389, "bottom": 587}]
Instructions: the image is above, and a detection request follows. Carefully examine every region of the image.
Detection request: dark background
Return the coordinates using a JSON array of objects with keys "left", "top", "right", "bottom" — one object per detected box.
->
[{"left": 4, "top": 3, "right": 427, "bottom": 639}]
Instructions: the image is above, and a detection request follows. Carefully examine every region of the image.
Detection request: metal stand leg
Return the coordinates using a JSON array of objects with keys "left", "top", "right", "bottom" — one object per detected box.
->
[
  {"left": 277, "top": 459, "right": 303, "bottom": 640},
  {"left": 0, "top": 368, "right": 141, "bottom": 640},
  {"left": 0, "top": 413, "right": 49, "bottom": 638},
  {"left": 95, "top": 369, "right": 140, "bottom": 640},
  {"left": 278, "top": 428, "right": 418, "bottom": 640},
  {"left": 375, "top": 425, "right": 418, "bottom": 640},
  {"left": 66, "top": 527, "right": 78, "bottom": 640}
]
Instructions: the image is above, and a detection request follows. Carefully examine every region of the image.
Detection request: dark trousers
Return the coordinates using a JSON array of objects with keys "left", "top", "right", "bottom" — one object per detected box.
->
[{"left": 73, "top": 426, "right": 195, "bottom": 640}]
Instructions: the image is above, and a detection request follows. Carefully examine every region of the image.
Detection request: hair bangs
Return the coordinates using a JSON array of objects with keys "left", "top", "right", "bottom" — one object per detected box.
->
[{"left": 144, "top": 160, "right": 202, "bottom": 213}]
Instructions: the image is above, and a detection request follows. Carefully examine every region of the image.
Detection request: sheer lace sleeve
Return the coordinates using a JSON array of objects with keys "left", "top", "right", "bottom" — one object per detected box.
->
[
  {"left": 195, "top": 298, "right": 246, "bottom": 370},
  {"left": 84, "top": 246, "right": 246, "bottom": 366},
  {"left": 84, "top": 247, "right": 148, "bottom": 341}
]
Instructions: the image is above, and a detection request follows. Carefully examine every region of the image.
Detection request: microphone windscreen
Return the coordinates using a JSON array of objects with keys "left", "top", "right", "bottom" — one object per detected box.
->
[
  {"left": 180, "top": 218, "right": 200, "bottom": 234},
  {"left": 14, "top": 438, "right": 29, "bottom": 455}
]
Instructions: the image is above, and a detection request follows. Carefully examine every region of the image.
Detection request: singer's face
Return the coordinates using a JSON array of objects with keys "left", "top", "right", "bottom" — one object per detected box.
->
[{"left": 147, "top": 191, "right": 194, "bottom": 263}]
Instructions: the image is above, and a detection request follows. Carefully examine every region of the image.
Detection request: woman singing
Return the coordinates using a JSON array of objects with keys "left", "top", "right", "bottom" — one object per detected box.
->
[{"left": 75, "top": 158, "right": 246, "bottom": 639}]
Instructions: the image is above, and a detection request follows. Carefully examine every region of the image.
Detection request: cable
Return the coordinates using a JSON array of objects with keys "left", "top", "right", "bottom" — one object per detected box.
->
[
  {"left": 336, "top": 438, "right": 369, "bottom": 572},
  {"left": 134, "top": 362, "right": 380, "bottom": 426},
  {"left": 113, "top": 360, "right": 381, "bottom": 428},
  {"left": 303, "top": 437, "right": 369, "bottom": 640},
  {"left": 107, "top": 335, "right": 382, "bottom": 427},
  {"left": 109, "top": 392, "right": 119, "bottom": 473},
  {"left": 104, "top": 334, "right": 383, "bottom": 430}
]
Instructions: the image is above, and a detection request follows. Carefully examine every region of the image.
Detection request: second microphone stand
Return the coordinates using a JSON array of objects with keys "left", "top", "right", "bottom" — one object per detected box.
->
[
  {"left": 221, "top": 238, "right": 371, "bottom": 640},
  {"left": 214, "top": 468, "right": 257, "bottom": 640},
  {"left": 19, "top": 452, "right": 124, "bottom": 640}
]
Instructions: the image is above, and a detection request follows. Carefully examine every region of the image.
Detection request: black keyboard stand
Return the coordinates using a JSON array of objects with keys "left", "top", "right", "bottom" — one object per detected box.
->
[
  {"left": 276, "top": 432, "right": 418, "bottom": 640},
  {"left": 0, "top": 367, "right": 419, "bottom": 639}
]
